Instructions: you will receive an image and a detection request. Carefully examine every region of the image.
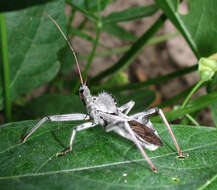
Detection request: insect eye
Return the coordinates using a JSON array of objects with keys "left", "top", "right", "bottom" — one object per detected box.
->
[{"left": 79, "top": 89, "right": 84, "bottom": 93}]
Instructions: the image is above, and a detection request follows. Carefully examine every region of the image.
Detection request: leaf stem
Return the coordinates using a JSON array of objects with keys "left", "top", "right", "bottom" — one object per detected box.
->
[
  {"left": 90, "top": 14, "right": 167, "bottom": 85},
  {"left": 197, "top": 174, "right": 217, "bottom": 190},
  {"left": 0, "top": 13, "right": 11, "bottom": 122},
  {"left": 181, "top": 80, "right": 204, "bottom": 108}
]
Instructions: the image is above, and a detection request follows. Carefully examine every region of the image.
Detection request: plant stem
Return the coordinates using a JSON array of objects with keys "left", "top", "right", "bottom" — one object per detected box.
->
[
  {"left": 0, "top": 13, "right": 11, "bottom": 122},
  {"left": 186, "top": 114, "right": 199, "bottom": 126},
  {"left": 157, "top": 81, "right": 206, "bottom": 108},
  {"left": 91, "top": 64, "right": 198, "bottom": 92},
  {"left": 181, "top": 80, "right": 204, "bottom": 108},
  {"left": 78, "top": 17, "right": 88, "bottom": 30},
  {"left": 90, "top": 14, "right": 167, "bottom": 85},
  {"left": 152, "top": 89, "right": 217, "bottom": 122},
  {"left": 66, "top": 0, "right": 97, "bottom": 23}
]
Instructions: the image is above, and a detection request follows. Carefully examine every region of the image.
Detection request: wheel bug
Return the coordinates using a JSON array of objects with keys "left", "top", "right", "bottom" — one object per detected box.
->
[{"left": 21, "top": 13, "right": 184, "bottom": 172}]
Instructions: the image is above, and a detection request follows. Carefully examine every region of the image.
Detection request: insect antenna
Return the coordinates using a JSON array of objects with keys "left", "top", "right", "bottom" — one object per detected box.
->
[{"left": 44, "top": 11, "right": 84, "bottom": 85}]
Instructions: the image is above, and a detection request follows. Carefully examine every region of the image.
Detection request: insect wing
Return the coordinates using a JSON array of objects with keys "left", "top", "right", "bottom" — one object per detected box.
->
[{"left": 129, "top": 120, "right": 163, "bottom": 146}]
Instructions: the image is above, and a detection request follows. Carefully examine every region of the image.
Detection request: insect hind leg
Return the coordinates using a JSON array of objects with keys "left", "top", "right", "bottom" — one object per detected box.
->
[
  {"left": 133, "top": 108, "right": 183, "bottom": 157},
  {"left": 123, "top": 121, "right": 157, "bottom": 172}
]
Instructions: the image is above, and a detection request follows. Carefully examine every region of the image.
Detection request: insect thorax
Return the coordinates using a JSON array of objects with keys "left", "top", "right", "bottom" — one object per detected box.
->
[
  {"left": 85, "top": 92, "right": 118, "bottom": 125},
  {"left": 94, "top": 92, "right": 118, "bottom": 114}
]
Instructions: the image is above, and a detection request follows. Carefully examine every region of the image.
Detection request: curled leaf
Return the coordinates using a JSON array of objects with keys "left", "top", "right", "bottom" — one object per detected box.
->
[{"left": 199, "top": 55, "right": 217, "bottom": 81}]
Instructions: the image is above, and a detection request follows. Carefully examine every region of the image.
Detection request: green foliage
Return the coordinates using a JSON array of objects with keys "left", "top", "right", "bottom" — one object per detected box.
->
[
  {"left": 0, "top": 0, "right": 65, "bottom": 110},
  {"left": 0, "top": 121, "right": 216, "bottom": 189},
  {"left": 0, "top": 0, "right": 217, "bottom": 189}
]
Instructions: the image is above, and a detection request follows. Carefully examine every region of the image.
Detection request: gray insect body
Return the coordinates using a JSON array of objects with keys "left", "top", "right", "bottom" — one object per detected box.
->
[
  {"left": 81, "top": 85, "right": 159, "bottom": 151},
  {"left": 22, "top": 83, "right": 183, "bottom": 172},
  {"left": 21, "top": 13, "right": 184, "bottom": 172}
]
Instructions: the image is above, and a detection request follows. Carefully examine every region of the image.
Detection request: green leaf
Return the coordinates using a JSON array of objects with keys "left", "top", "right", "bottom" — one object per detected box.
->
[
  {"left": 0, "top": 0, "right": 66, "bottom": 110},
  {"left": 0, "top": 0, "right": 52, "bottom": 13},
  {"left": 103, "top": 4, "right": 158, "bottom": 23},
  {"left": 0, "top": 121, "right": 216, "bottom": 189},
  {"left": 155, "top": 0, "right": 217, "bottom": 58},
  {"left": 211, "top": 103, "right": 217, "bottom": 127},
  {"left": 59, "top": 47, "right": 75, "bottom": 75},
  {"left": 199, "top": 57, "right": 217, "bottom": 81}
]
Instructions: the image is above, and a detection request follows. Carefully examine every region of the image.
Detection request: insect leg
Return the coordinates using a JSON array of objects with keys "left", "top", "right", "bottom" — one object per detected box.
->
[
  {"left": 131, "top": 108, "right": 158, "bottom": 120},
  {"left": 124, "top": 121, "right": 157, "bottom": 172},
  {"left": 119, "top": 100, "right": 135, "bottom": 114},
  {"left": 133, "top": 108, "right": 183, "bottom": 157},
  {"left": 157, "top": 108, "right": 183, "bottom": 157},
  {"left": 56, "top": 122, "right": 97, "bottom": 156},
  {"left": 21, "top": 113, "right": 90, "bottom": 143}
]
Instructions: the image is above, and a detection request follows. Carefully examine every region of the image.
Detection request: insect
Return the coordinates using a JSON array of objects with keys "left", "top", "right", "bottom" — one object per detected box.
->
[{"left": 21, "top": 13, "right": 184, "bottom": 172}]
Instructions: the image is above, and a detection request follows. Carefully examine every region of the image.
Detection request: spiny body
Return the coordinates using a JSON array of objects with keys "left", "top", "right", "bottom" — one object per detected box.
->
[{"left": 79, "top": 84, "right": 163, "bottom": 150}]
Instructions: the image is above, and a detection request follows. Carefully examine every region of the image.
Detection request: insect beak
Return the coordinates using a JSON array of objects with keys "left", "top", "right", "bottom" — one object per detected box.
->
[{"left": 79, "top": 91, "right": 86, "bottom": 105}]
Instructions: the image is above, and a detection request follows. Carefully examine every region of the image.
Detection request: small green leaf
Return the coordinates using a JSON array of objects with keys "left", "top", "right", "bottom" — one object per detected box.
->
[
  {"left": 0, "top": 121, "right": 216, "bottom": 189},
  {"left": 199, "top": 57, "right": 217, "bottom": 81},
  {"left": 103, "top": 4, "right": 158, "bottom": 23}
]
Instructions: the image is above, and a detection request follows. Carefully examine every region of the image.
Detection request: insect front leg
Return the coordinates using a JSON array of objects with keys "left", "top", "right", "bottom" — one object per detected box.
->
[
  {"left": 119, "top": 100, "right": 135, "bottom": 114},
  {"left": 123, "top": 121, "right": 157, "bottom": 172},
  {"left": 56, "top": 122, "right": 97, "bottom": 156},
  {"left": 21, "top": 113, "right": 90, "bottom": 143}
]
